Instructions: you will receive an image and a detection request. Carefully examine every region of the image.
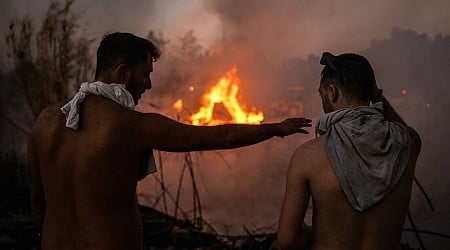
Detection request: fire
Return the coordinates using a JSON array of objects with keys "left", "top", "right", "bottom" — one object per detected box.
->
[
  {"left": 175, "top": 67, "right": 264, "bottom": 126},
  {"left": 173, "top": 99, "right": 183, "bottom": 113}
]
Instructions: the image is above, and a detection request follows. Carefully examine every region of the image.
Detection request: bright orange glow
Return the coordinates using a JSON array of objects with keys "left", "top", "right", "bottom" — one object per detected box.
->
[
  {"left": 173, "top": 99, "right": 183, "bottom": 113},
  {"left": 179, "top": 67, "right": 264, "bottom": 126}
]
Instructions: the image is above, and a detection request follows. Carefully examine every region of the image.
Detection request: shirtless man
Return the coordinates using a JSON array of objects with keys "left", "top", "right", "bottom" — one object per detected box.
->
[
  {"left": 277, "top": 52, "right": 421, "bottom": 249},
  {"left": 27, "top": 32, "right": 312, "bottom": 250}
]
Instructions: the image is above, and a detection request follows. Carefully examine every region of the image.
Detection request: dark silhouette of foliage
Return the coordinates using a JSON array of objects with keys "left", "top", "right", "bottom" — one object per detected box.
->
[
  {"left": 1, "top": 0, "right": 94, "bottom": 228},
  {"left": 5, "top": 0, "right": 93, "bottom": 119}
]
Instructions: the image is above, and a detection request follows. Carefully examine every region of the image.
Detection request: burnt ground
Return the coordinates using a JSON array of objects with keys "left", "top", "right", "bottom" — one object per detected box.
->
[
  {"left": 0, "top": 189, "right": 418, "bottom": 250},
  {"left": 0, "top": 189, "right": 280, "bottom": 250}
]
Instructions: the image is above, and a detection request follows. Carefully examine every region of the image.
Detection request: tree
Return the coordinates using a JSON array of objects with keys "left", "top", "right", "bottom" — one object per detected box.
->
[
  {"left": 6, "top": 0, "right": 93, "bottom": 119},
  {"left": 148, "top": 30, "right": 210, "bottom": 97}
]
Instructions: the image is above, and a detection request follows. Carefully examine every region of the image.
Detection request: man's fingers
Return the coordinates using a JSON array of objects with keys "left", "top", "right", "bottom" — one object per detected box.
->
[
  {"left": 287, "top": 118, "right": 312, "bottom": 127},
  {"left": 294, "top": 119, "right": 312, "bottom": 128},
  {"left": 292, "top": 118, "right": 312, "bottom": 133},
  {"left": 295, "top": 118, "right": 312, "bottom": 123},
  {"left": 278, "top": 117, "right": 313, "bottom": 137},
  {"left": 298, "top": 129, "right": 309, "bottom": 134}
]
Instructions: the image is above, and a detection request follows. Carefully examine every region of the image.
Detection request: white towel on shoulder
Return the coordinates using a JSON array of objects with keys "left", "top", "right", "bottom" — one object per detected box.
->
[
  {"left": 61, "top": 81, "right": 135, "bottom": 129},
  {"left": 61, "top": 81, "right": 156, "bottom": 180}
]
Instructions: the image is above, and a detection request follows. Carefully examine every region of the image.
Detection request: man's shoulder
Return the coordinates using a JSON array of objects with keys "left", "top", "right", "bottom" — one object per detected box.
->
[
  {"left": 34, "top": 100, "right": 68, "bottom": 125},
  {"left": 294, "top": 136, "right": 326, "bottom": 155},
  {"left": 286, "top": 137, "right": 327, "bottom": 182},
  {"left": 290, "top": 136, "right": 327, "bottom": 171},
  {"left": 28, "top": 102, "right": 66, "bottom": 143}
]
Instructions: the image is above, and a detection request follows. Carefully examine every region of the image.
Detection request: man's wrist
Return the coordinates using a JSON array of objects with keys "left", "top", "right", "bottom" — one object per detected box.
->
[
  {"left": 371, "top": 88, "right": 384, "bottom": 102},
  {"left": 273, "top": 122, "right": 291, "bottom": 138},
  {"left": 274, "top": 123, "right": 284, "bottom": 138}
]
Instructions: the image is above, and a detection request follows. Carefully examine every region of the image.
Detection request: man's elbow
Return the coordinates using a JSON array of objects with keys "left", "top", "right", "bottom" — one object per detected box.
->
[
  {"left": 277, "top": 234, "right": 299, "bottom": 250},
  {"left": 277, "top": 226, "right": 312, "bottom": 250}
]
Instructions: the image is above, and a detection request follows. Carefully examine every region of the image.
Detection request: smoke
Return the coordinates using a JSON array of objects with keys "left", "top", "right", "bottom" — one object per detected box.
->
[
  {"left": 203, "top": 0, "right": 450, "bottom": 56},
  {"left": 199, "top": 0, "right": 450, "bottom": 108}
]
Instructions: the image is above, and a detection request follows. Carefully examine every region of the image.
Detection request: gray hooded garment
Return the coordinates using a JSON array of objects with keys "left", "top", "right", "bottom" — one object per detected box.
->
[{"left": 316, "top": 102, "right": 417, "bottom": 211}]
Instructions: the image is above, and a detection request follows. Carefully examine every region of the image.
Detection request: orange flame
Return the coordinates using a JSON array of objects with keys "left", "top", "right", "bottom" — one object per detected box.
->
[
  {"left": 175, "top": 67, "right": 264, "bottom": 126},
  {"left": 173, "top": 99, "right": 183, "bottom": 112}
]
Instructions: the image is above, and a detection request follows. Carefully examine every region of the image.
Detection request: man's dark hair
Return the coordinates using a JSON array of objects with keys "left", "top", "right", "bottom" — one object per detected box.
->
[
  {"left": 320, "top": 53, "right": 375, "bottom": 102},
  {"left": 95, "top": 32, "right": 161, "bottom": 78}
]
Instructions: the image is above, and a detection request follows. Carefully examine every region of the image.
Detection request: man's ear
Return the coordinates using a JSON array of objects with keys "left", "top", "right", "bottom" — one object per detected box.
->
[
  {"left": 328, "top": 84, "right": 339, "bottom": 103},
  {"left": 113, "top": 64, "right": 130, "bottom": 84}
]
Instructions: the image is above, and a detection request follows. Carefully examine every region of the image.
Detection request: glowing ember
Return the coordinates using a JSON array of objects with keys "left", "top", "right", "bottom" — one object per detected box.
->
[
  {"left": 401, "top": 89, "right": 407, "bottom": 95},
  {"left": 175, "top": 67, "right": 264, "bottom": 126},
  {"left": 173, "top": 99, "right": 183, "bottom": 113}
]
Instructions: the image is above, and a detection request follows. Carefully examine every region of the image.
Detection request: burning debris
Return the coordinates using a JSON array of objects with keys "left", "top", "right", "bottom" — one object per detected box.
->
[{"left": 173, "top": 67, "right": 264, "bottom": 125}]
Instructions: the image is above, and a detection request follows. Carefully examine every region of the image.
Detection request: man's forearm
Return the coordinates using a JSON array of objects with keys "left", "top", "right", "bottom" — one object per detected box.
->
[
  {"left": 157, "top": 123, "right": 281, "bottom": 152},
  {"left": 217, "top": 118, "right": 310, "bottom": 150},
  {"left": 278, "top": 224, "right": 312, "bottom": 250},
  {"left": 189, "top": 118, "right": 310, "bottom": 151},
  {"left": 212, "top": 123, "right": 281, "bottom": 150},
  {"left": 299, "top": 224, "right": 312, "bottom": 248}
]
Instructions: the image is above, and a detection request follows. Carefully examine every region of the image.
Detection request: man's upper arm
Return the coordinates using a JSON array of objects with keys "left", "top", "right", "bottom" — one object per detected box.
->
[
  {"left": 131, "top": 112, "right": 206, "bottom": 152},
  {"left": 278, "top": 147, "right": 311, "bottom": 249}
]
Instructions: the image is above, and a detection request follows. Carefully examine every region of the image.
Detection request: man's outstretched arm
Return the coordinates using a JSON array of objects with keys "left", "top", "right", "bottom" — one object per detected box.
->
[
  {"left": 133, "top": 112, "right": 312, "bottom": 152},
  {"left": 277, "top": 147, "right": 312, "bottom": 250},
  {"left": 27, "top": 135, "right": 45, "bottom": 232}
]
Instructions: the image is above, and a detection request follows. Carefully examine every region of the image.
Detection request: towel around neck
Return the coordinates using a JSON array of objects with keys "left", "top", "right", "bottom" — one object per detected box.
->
[
  {"left": 61, "top": 81, "right": 135, "bottom": 130},
  {"left": 316, "top": 102, "right": 412, "bottom": 211}
]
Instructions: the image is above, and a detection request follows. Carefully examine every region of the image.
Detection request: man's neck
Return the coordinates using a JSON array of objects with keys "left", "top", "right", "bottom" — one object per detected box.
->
[
  {"left": 335, "top": 100, "right": 370, "bottom": 111},
  {"left": 94, "top": 74, "right": 115, "bottom": 84}
]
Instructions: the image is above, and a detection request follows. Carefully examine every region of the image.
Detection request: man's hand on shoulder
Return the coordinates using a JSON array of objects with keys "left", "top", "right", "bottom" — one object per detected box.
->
[{"left": 276, "top": 118, "right": 312, "bottom": 138}]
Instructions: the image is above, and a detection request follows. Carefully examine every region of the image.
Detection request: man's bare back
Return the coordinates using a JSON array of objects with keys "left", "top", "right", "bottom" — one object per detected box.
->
[
  {"left": 288, "top": 135, "right": 419, "bottom": 249},
  {"left": 29, "top": 96, "right": 150, "bottom": 249},
  {"left": 277, "top": 52, "right": 421, "bottom": 250}
]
